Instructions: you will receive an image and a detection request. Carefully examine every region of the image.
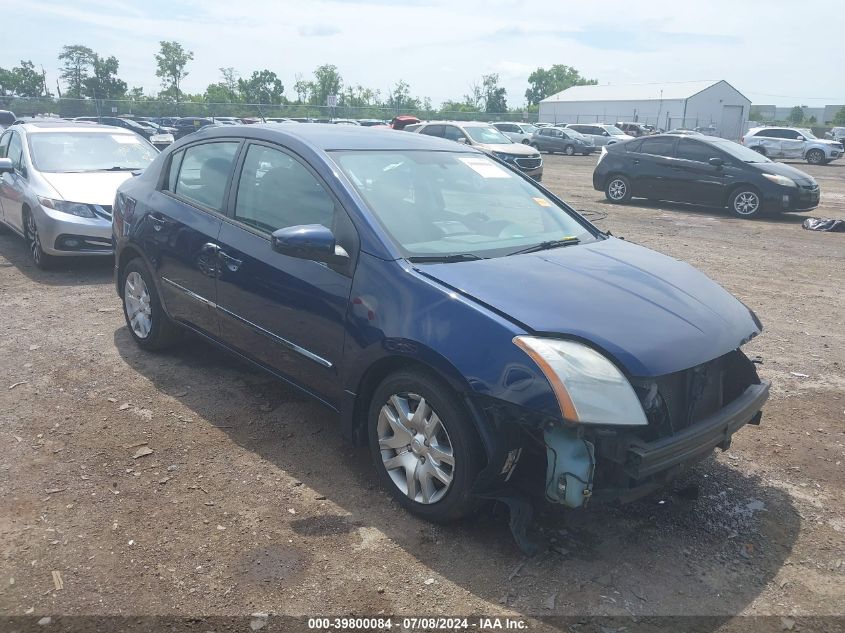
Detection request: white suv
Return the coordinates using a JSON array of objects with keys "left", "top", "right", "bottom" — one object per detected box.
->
[{"left": 742, "top": 127, "right": 843, "bottom": 165}]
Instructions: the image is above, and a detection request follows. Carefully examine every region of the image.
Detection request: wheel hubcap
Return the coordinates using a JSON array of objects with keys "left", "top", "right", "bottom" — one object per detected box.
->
[
  {"left": 377, "top": 393, "right": 454, "bottom": 504},
  {"left": 124, "top": 271, "right": 153, "bottom": 339},
  {"left": 26, "top": 215, "right": 41, "bottom": 264},
  {"left": 609, "top": 179, "right": 626, "bottom": 200},
  {"left": 734, "top": 192, "right": 759, "bottom": 215}
]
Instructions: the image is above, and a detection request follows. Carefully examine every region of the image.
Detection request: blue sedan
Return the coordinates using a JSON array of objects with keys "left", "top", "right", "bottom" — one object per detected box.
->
[{"left": 112, "top": 124, "right": 769, "bottom": 523}]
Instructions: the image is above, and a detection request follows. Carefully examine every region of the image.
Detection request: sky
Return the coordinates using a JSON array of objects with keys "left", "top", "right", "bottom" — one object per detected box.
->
[{"left": 4, "top": 0, "right": 844, "bottom": 108}]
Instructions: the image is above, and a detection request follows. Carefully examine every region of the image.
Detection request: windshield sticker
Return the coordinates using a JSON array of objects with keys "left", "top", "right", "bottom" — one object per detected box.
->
[
  {"left": 533, "top": 197, "right": 551, "bottom": 207},
  {"left": 111, "top": 135, "right": 136, "bottom": 144},
  {"left": 458, "top": 156, "right": 511, "bottom": 179}
]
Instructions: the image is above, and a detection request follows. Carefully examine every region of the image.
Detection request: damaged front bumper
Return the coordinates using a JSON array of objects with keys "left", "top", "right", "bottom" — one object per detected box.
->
[{"left": 543, "top": 380, "right": 770, "bottom": 508}]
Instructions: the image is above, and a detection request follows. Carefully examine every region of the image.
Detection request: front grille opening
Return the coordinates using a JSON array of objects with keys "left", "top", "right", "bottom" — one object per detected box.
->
[{"left": 632, "top": 349, "right": 758, "bottom": 441}]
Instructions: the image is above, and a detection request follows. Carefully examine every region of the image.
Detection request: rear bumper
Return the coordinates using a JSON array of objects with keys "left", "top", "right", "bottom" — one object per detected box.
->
[{"left": 591, "top": 380, "right": 770, "bottom": 502}]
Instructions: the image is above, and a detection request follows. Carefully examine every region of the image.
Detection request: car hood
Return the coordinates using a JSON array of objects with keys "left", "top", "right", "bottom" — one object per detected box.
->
[
  {"left": 751, "top": 161, "right": 817, "bottom": 185},
  {"left": 414, "top": 238, "right": 761, "bottom": 377},
  {"left": 476, "top": 142, "right": 538, "bottom": 156},
  {"left": 39, "top": 171, "right": 137, "bottom": 206}
]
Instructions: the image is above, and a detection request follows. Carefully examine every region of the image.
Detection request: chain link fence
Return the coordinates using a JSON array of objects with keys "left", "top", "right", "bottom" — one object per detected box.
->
[
  {"left": 538, "top": 112, "right": 719, "bottom": 131},
  {"left": 0, "top": 96, "right": 539, "bottom": 123}
]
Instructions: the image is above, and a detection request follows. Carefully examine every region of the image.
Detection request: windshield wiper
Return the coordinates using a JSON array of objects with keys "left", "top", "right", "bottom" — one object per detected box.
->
[
  {"left": 407, "top": 253, "right": 485, "bottom": 263},
  {"left": 101, "top": 166, "right": 139, "bottom": 171},
  {"left": 506, "top": 237, "right": 581, "bottom": 256}
]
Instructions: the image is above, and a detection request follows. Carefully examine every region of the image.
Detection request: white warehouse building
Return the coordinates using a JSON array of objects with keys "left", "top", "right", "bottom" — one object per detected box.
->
[{"left": 538, "top": 80, "right": 751, "bottom": 140}]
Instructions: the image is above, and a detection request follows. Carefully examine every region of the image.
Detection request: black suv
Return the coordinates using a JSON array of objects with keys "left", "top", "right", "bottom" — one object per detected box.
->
[{"left": 593, "top": 134, "right": 819, "bottom": 219}]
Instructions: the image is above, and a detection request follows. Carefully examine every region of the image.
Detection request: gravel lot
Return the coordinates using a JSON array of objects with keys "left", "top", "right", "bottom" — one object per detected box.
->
[{"left": 1, "top": 155, "right": 843, "bottom": 629}]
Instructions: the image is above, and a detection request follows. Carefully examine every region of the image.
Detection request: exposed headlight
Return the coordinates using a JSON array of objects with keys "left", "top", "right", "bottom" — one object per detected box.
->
[
  {"left": 514, "top": 337, "right": 647, "bottom": 426},
  {"left": 37, "top": 197, "right": 96, "bottom": 218},
  {"left": 761, "top": 173, "right": 797, "bottom": 187}
]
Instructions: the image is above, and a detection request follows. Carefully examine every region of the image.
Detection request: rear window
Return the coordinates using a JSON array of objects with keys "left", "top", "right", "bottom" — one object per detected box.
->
[{"left": 639, "top": 137, "right": 676, "bottom": 157}]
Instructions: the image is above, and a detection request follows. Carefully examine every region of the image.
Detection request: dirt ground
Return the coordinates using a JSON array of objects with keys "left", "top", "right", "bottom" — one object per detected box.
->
[{"left": 0, "top": 155, "right": 843, "bottom": 630}]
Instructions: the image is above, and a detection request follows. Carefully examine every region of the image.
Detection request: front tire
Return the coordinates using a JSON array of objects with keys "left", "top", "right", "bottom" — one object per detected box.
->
[
  {"left": 24, "top": 210, "right": 56, "bottom": 270},
  {"left": 729, "top": 187, "right": 763, "bottom": 219},
  {"left": 368, "top": 370, "right": 483, "bottom": 523},
  {"left": 564, "top": 145, "right": 575, "bottom": 156},
  {"left": 806, "top": 149, "right": 825, "bottom": 165},
  {"left": 121, "top": 258, "right": 181, "bottom": 350},
  {"left": 605, "top": 175, "right": 632, "bottom": 203}
]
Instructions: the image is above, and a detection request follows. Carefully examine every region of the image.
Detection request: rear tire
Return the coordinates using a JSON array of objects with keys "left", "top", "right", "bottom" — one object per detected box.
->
[
  {"left": 806, "top": 149, "right": 825, "bottom": 165},
  {"left": 728, "top": 187, "right": 763, "bottom": 219},
  {"left": 368, "top": 369, "right": 484, "bottom": 523},
  {"left": 121, "top": 258, "right": 182, "bottom": 350},
  {"left": 605, "top": 175, "right": 632, "bottom": 203}
]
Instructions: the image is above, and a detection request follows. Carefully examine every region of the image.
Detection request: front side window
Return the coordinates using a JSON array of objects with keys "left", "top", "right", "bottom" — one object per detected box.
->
[
  {"left": 443, "top": 126, "right": 466, "bottom": 142},
  {"left": 7, "top": 133, "right": 24, "bottom": 169},
  {"left": 27, "top": 132, "right": 157, "bottom": 172},
  {"left": 234, "top": 144, "right": 335, "bottom": 233},
  {"left": 676, "top": 139, "right": 719, "bottom": 163},
  {"left": 420, "top": 125, "right": 444, "bottom": 138},
  {"left": 173, "top": 141, "right": 239, "bottom": 210},
  {"left": 0, "top": 131, "right": 10, "bottom": 158},
  {"left": 331, "top": 150, "right": 595, "bottom": 259}
]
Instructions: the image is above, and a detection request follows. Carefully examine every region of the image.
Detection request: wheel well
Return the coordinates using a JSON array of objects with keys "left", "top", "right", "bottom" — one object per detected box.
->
[
  {"left": 724, "top": 183, "right": 760, "bottom": 207},
  {"left": 116, "top": 245, "right": 144, "bottom": 293},
  {"left": 351, "top": 356, "right": 465, "bottom": 445}
]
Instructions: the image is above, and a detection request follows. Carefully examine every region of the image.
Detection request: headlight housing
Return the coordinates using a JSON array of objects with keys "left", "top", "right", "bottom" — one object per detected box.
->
[
  {"left": 38, "top": 197, "right": 96, "bottom": 218},
  {"left": 761, "top": 173, "right": 797, "bottom": 187},
  {"left": 514, "top": 336, "right": 647, "bottom": 426},
  {"left": 492, "top": 151, "right": 516, "bottom": 163}
]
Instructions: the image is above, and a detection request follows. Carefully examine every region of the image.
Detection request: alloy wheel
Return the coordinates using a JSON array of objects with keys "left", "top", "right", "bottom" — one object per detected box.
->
[
  {"left": 807, "top": 150, "right": 824, "bottom": 165},
  {"left": 733, "top": 191, "right": 760, "bottom": 216},
  {"left": 565, "top": 145, "right": 575, "bottom": 156},
  {"left": 376, "top": 392, "right": 454, "bottom": 504},
  {"left": 608, "top": 178, "right": 627, "bottom": 200},
  {"left": 25, "top": 214, "right": 42, "bottom": 266},
  {"left": 124, "top": 271, "right": 153, "bottom": 339}
]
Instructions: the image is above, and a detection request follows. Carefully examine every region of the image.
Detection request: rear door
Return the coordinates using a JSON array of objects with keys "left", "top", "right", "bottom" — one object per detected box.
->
[
  {"left": 214, "top": 141, "right": 358, "bottom": 407},
  {"left": 140, "top": 139, "right": 241, "bottom": 336},
  {"left": 629, "top": 136, "right": 678, "bottom": 199},
  {"left": 533, "top": 128, "right": 551, "bottom": 151},
  {"left": 750, "top": 129, "right": 784, "bottom": 158}
]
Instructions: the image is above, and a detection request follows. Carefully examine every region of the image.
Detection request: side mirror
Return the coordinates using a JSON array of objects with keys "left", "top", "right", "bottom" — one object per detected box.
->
[
  {"left": 603, "top": 131, "right": 610, "bottom": 136},
  {"left": 708, "top": 157, "right": 725, "bottom": 167},
  {"left": 456, "top": 137, "right": 468, "bottom": 144},
  {"left": 0, "top": 158, "right": 13, "bottom": 174},
  {"left": 271, "top": 224, "right": 345, "bottom": 262}
]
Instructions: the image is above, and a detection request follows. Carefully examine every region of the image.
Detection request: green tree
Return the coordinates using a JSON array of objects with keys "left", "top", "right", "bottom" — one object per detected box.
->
[
  {"left": 8, "top": 61, "right": 48, "bottom": 97},
  {"left": 788, "top": 106, "right": 804, "bottom": 125},
  {"left": 524, "top": 64, "right": 597, "bottom": 105},
  {"left": 833, "top": 106, "right": 845, "bottom": 126},
  {"left": 155, "top": 41, "right": 194, "bottom": 108},
  {"left": 464, "top": 81, "right": 483, "bottom": 109},
  {"left": 237, "top": 70, "right": 284, "bottom": 104},
  {"left": 482, "top": 73, "right": 507, "bottom": 113},
  {"left": 310, "top": 64, "right": 342, "bottom": 106},
  {"left": 126, "top": 86, "right": 146, "bottom": 101},
  {"left": 220, "top": 67, "right": 239, "bottom": 98},
  {"left": 0, "top": 67, "right": 13, "bottom": 95},
  {"left": 808, "top": 115, "right": 817, "bottom": 125},
  {"left": 83, "top": 55, "right": 126, "bottom": 99},
  {"left": 58, "top": 45, "right": 95, "bottom": 98},
  {"left": 440, "top": 99, "right": 480, "bottom": 113}
]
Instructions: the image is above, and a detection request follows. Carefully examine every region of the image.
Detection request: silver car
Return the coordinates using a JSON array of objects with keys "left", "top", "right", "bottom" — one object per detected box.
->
[
  {"left": 564, "top": 123, "right": 635, "bottom": 147},
  {"left": 742, "top": 126, "right": 843, "bottom": 165},
  {"left": 492, "top": 122, "right": 539, "bottom": 144},
  {"left": 0, "top": 121, "right": 158, "bottom": 269}
]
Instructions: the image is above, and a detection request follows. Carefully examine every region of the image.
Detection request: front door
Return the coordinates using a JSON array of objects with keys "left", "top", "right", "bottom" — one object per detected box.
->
[
  {"left": 669, "top": 138, "right": 734, "bottom": 206},
  {"left": 0, "top": 130, "right": 26, "bottom": 232},
  {"left": 140, "top": 139, "right": 241, "bottom": 336},
  {"left": 214, "top": 142, "right": 357, "bottom": 407}
]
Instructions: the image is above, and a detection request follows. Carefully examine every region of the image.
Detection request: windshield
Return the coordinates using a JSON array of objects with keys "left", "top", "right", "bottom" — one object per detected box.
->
[
  {"left": 28, "top": 132, "right": 158, "bottom": 172},
  {"left": 331, "top": 150, "right": 596, "bottom": 259},
  {"left": 562, "top": 128, "right": 587, "bottom": 141},
  {"left": 603, "top": 125, "right": 626, "bottom": 136},
  {"left": 708, "top": 139, "right": 772, "bottom": 163},
  {"left": 521, "top": 124, "right": 537, "bottom": 134},
  {"left": 797, "top": 128, "right": 817, "bottom": 139},
  {"left": 464, "top": 126, "right": 512, "bottom": 144}
]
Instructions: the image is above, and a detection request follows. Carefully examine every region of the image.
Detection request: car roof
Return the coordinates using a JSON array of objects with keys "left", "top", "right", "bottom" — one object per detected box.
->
[
  {"left": 18, "top": 121, "right": 136, "bottom": 134},
  {"left": 185, "top": 122, "right": 478, "bottom": 151},
  {"left": 420, "top": 120, "right": 495, "bottom": 128}
]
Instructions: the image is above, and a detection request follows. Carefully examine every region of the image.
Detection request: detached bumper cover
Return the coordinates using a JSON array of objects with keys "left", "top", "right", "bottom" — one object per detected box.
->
[{"left": 624, "top": 380, "right": 769, "bottom": 480}]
